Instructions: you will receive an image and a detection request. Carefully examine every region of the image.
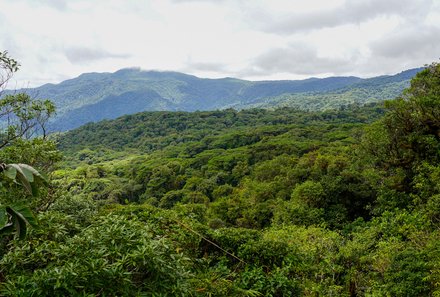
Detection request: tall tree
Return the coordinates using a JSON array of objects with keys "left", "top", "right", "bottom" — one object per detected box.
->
[
  {"left": 0, "top": 51, "right": 57, "bottom": 239},
  {"left": 383, "top": 62, "right": 440, "bottom": 169}
]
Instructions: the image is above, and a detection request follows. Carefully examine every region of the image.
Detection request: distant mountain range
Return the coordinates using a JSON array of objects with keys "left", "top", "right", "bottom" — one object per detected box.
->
[{"left": 6, "top": 67, "right": 423, "bottom": 131}]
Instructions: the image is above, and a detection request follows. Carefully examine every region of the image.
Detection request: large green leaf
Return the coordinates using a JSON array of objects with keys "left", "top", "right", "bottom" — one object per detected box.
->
[
  {"left": 0, "top": 206, "right": 37, "bottom": 240},
  {"left": 3, "top": 166, "right": 17, "bottom": 180},
  {"left": 0, "top": 207, "right": 7, "bottom": 227},
  {"left": 13, "top": 212, "right": 27, "bottom": 240},
  {"left": 6, "top": 206, "right": 32, "bottom": 240},
  {"left": 7, "top": 164, "right": 32, "bottom": 194},
  {"left": 16, "top": 173, "right": 32, "bottom": 194},
  {"left": 17, "top": 163, "right": 48, "bottom": 184},
  {"left": 8, "top": 204, "right": 38, "bottom": 227},
  {"left": 5, "top": 164, "right": 47, "bottom": 195},
  {"left": 17, "top": 165, "right": 34, "bottom": 182}
]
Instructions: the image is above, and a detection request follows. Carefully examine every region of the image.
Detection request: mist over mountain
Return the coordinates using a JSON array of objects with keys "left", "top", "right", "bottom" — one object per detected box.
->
[{"left": 7, "top": 67, "right": 423, "bottom": 131}]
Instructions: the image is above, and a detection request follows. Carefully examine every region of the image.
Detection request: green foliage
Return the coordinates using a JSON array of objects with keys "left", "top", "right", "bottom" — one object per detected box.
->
[
  {"left": 0, "top": 52, "right": 59, "bottom": 244},
  {"left": 0, "top": 93, "right": 55, "bottom": 146},
  {"left": 358, "top": 63, "right": 440, "bottom": 215},
  {"left": 0, "top": 137, "right": 62, "bottom": 171},
  {"left": 2, "top": 63, "right": 440, "bottom": 296},
  {"left": 242, "top": 82, "right": 406, "bottom": 111},
  {"left": 59, "top": 106, "right": 383, "bottom": 154},
  {"left": 0, "top": 213, "right": 194, "bottom": 296},
  {"left": 1, "top": 51, "right": 55, "bottom": 143},
  {"left": 0, "top": 163, "right": 47, "bottom": 240}
]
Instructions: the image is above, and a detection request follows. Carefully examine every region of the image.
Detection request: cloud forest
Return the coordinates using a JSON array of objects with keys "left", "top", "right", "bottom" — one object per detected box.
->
[{"left": 1, "top": 50, "right": 440, "bottom": 296}]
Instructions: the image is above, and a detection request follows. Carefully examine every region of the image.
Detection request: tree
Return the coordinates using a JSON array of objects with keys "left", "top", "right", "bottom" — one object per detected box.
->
[
  {"left": 0, "top": 51, "right": 56, "bottom": 239},
  {"left": 382, "top": 62, "right": 440, "bottom": 169},
  {"left": 0, "top": 51, "right": 19, "bottom": 92},
  {"left": 360, "top": 62, "right": 440, "bottom": 213},
  {"left": 0, "top": 51, "right": 55, "bottom": 143}
]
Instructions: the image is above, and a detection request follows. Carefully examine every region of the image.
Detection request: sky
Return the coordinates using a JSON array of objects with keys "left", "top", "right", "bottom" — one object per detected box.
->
[{"left": 0, "top": 0, "right": 439, "bottom": 87}]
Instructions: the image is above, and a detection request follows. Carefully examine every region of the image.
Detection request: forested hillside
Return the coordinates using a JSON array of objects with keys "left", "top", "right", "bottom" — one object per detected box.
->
[
  {"left": 6, "top": 67, "right": 421, "bottom": 131},
  {"left": 1, "top": 51, "right": 440, "bottom": 296}
]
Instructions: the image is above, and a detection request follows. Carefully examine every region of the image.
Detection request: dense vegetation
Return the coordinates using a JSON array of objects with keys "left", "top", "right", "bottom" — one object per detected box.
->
[
  {"left": 1, "top": 52, "right": 439, "bottom": 296},
  {"left": 6, "top": 67, "right": 421, "bottom": 131}
]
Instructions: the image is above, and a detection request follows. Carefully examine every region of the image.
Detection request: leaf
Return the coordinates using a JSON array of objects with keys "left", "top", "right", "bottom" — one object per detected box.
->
[
  {"left": 14, "top": 214, "right": 27, "bottom": 240},
  {"left": 0, "top": 207, "right": 7, "bottom": 227},
  {"left": 16, "top": 173, "right": 32, "bottom": 194},
  {"left": 3, "top": 166, "right": 17, "bottom": 180},
  {"left": 4, "top": 164, "right": 47, "bottom": 196},
  {"left": 6, "top": 207, "right": 25, "bottom": 240},
  {"left": 17, "top": 163, "right": 48, "bottom": 184},
  {"left": 6, "top": 206, "right": 37, "bottom": 239},
  {"left": 0, "top": 205, "right": 37, "bottom": 240},
  {"left": 31, "top": 183, "right": 39, "bottom": 197},
  {"left": 9, "top": 204, "right": 38, "bottom": 227},
  {"left": 7, "top": 164, "right": 32, "bottom": 194},
  {"left": 17, "top": 165, "right": 34, "bottom": 183}
]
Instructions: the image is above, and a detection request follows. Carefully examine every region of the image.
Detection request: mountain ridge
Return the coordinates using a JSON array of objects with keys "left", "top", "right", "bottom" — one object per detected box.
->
[{"left": 4, "top": 67, "right": 424, "bottom": 131}]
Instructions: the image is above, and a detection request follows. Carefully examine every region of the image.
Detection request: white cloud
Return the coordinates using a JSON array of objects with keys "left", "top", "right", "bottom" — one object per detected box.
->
[
  {"left": 370, "top": 26, "right": 440, "bottom": 59},
  {"left": 64, "top": 47, "right": 130, "bottom": 64},
  {"left": 252, "top": 0, "right": 433, "bottom": 34},
  {"left": 0, "top": 0, "right": 438, "bottom": 86},
  {"left": 243, "top": 42, "right": 360, "bottom": 78}
]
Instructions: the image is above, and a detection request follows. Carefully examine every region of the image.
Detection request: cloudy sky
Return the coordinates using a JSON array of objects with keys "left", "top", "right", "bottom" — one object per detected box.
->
[{"left": 0, "top": 0, "right": 439, "bottom": 87}]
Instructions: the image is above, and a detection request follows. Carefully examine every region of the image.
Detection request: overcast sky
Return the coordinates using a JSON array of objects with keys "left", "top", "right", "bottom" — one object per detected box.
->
[{"left": 0, "top": 0, "right": 439, "bottom": 87}]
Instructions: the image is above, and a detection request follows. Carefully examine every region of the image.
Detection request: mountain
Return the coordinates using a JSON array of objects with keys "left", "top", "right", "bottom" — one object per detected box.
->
[
  {"left": 7, "top": 67, "right": 423, "bottom": 131},
  {"left": 233, "top": 68, "right": 422, "bottom": 110}
]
